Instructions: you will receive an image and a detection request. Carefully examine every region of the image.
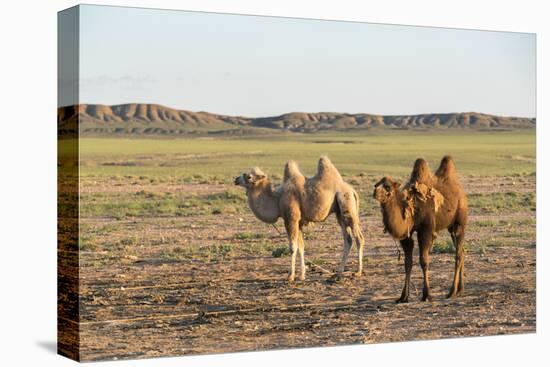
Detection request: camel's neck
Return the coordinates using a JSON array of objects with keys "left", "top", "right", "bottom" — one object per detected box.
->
[
  {"left": 246, "top": 180, "right": 280, "bottom": 224},
  {"left": 380, "top": 193, "right": 414, "bottom": 240}
]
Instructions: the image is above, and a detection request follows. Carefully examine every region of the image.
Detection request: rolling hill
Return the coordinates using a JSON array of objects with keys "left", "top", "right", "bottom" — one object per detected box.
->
[{"left": 58, "top": 103, "right": 536, "bottom": 136}]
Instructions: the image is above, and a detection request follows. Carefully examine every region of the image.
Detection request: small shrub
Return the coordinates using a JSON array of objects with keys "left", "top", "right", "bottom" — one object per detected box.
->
[
  {"left": 205, "top": 244, "right": 232, "bottom": 262},
  {"left": 477, "top": 243, "right": 487, "bottom": 256},
  {"left": 432, "top": 240, "right": 455, "bottom": 254},
  {"left": 272, "top": 246, "right": 290, "bottom": 258},
  {"left": 79, "top": 237, "right": 97, "bottom": 251},
  {"left": 235, "top": 232, "right": 265, "bottom": 240},
  {"left": 119, "top": 237, "right": 136, "bottom": 246}
]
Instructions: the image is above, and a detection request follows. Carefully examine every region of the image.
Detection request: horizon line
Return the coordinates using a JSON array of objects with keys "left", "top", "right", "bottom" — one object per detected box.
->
[{"left": 59, "top": 102, "right": 536, "bottom": 120}]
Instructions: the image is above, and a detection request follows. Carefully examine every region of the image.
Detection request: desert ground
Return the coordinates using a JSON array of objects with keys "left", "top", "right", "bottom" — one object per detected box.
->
[{"left": 61, "top": 132, "right": 535, "bottom": 361}]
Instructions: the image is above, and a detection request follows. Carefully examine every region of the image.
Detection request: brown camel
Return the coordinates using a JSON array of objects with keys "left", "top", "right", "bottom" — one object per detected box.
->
[
  {"left": 235, "top": 156, "right": 365, "bottom": 282},
  {"left": 373, "top": 156, "right": 468, "bottom": 302}
]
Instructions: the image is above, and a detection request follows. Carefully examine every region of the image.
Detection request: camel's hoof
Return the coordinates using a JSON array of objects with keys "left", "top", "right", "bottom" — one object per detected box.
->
[
  {"left": 299, "top": 274, "right": 306, "bottom": 281},
  {"left": 447, "top": 286, "right": 463, "bottom": 299},
  {"left": 353, "top": 271, "right": 362, "bottom": 278},
  {"left": 396, "top": 297, "right": 409, "bottom": 304},
  {"left": 421, "top": 294, "right": 433, "bottom": 302},
  {"left": 327, "top": 273, "right": 343, "bottom": 283},
  {"left": 287, "top": 275, "right": 295, "bottom": 283}
]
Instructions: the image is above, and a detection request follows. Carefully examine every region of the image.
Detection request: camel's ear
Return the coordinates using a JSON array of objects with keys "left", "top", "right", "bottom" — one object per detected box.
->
[
  {"left": 253, "top": 173, "right": 266, "bottom": 181},
  {"left": 391, "top": 180, "right": 401, "bottom": 190}
]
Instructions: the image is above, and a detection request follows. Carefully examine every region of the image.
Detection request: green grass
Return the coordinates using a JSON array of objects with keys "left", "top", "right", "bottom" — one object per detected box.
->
[
  {"left": 271, "top": 246, "right": 291, "bottom": 258},
  {"left": 78, "top": 235, "right": 98, "bottom": 252},
  {"left": 160, "top": 244, "right": 233, "bottom": 262},
  {"left": 468, "top": 192, "right": 536, "bottom": 214},
  {"left": 432, "top": 239, "right": 490, "bottom": 255},
  {"left": 471, "top": 218, "right": 536, "bottom": 228},
  {"left": 72, "top": 132, "right": 536, "bottom": 256},
  {"left": 79, "top": 189, "right": 246, "bottom": 219},
  {"left": 234, "top": 232, "right": 266, "bottom": 240},
  {"left": 72, "top": 132, "right": 536, "bottom": 219},
  {"left": 69, "top": 131, "right": 535, "bottom": 181},
  {"left": 432, "top": 240, "right": 456, "bottom": 254},
  {"left": 432, "top": 213, "right": 536, "bottom": 255}
]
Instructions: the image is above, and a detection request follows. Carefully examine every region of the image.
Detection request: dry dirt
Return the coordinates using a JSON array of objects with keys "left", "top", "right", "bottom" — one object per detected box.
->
[{"left": 76, "top": 177, "right": 536, "bottom": 361}]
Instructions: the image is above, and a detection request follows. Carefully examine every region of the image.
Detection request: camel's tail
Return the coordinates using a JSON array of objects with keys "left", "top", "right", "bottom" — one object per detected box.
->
[
  {"left": 353, "top": 189, "right": 360, "bottom": 216},
  {"left": 336, "top": 190, "right": 364, "bottom": 243}
]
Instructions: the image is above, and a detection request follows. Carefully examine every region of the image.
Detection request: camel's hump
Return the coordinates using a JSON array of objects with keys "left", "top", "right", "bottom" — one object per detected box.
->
[
  {"left": 317, "top": 155, "right": 339, "bottom": 174},
  {"left": 283, "top": 160, "right": 303, "bottom": 182},
  {"left": 409, "top": 157, "right": 434, "bottom": 185},
  {"left": 413, "top": 158, "right": 429, "bottom": 172},
  {"left": 435, "top": 155, "right": 457, "bottom": 179},
  {"left": 314, "top": 155, "right": 344, "bottom": 184}
]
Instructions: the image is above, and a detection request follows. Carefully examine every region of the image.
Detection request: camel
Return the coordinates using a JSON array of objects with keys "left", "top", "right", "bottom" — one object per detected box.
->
[
  {"left": 234, "top": 156, "right": 365, "bottom": 282},
  {"left": 373, "top": 156, "right": 468, "bottom": 302}
]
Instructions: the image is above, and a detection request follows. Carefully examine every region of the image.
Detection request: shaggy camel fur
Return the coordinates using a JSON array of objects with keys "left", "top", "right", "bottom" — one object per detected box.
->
[
  {"left": 235, "top": 156, "right": 365, "bottom": 282},
  {"left": 373, "top": 156, "right": 468, "bottom": 302}
]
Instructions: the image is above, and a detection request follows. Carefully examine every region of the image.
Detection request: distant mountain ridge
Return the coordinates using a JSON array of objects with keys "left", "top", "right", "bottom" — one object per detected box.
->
[{"left": 58, "top": 103, "right": 536, "bottom": 136}]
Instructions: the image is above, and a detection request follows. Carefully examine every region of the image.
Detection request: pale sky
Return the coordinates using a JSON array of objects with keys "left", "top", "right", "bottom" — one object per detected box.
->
[{"left": 78, "top": 4, "right": 536, "bottom": 118}]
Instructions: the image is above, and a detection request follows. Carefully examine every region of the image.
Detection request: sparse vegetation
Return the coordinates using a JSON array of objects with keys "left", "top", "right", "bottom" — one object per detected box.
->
[
  {"left": 160, "top": 244, "right": 233, "bottom": 262},
  {"left": 72, "top": 131, "right": 535, "bottom": 359},
  {"left": 432, "top": 240, "right": 456, "bottom": 254},
  {"left": 235, "top": 232, "right": 265, "bottom": 240},
  {"left": 72, "top": 131, "right": 535, "bottom": 181},
  {"left": 468, "top": 192, "right": 535, "bottom": 214},
  {"left": 79, "top": 189, "right": 246, "bottom": 219},
  {"left": 271, "top": 246, "right": 291, "bottom": 258}
]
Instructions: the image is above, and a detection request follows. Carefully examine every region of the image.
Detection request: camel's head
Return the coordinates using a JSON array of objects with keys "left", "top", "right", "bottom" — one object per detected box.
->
[
  {"left": 234, "top": 167, "right": 268, "bottom": 189},
  {"left": 373, "top": 176, "right": 402, "bottom": 203}
]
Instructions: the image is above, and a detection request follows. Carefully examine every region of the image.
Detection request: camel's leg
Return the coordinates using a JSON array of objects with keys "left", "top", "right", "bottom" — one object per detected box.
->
[
  {"left": 448, "top": 224, "right": 466, "bottom": 298},
  {"left": 418, "top": 229, "right": 434, "bottom": 302},
  {"left": 458, "top": 247, "right": 465, "bottom": 295},
  {"left": 336, "top": 194, "right": 365, "bottom": 277},
  {"left": 397, "top": 237, "right": 414, "bottom": 303},
  {"left": 336, "top": 213, "right": 353, "bottom": 276},
  {"left": 352, "top": 224, "right": 365, "bottom": 277},
  {"left": 297, "top": 230, "right": 306, "bottom": 281},
  {"left": 447, "top": 229, "right": 459, "bottom": 298},
  {"left": 284, "top": 218, "right": 300, "bottom": 283}
]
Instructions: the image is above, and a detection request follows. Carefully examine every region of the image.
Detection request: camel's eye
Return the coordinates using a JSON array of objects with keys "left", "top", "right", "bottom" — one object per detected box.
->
[{"left": 246, "top": 174, "right": 252, "bottom": 180}]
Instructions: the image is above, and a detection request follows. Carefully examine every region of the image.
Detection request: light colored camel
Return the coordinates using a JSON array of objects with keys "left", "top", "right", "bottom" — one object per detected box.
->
[{"left": 235, "top": 156, "right": 365, "bottom": 282}]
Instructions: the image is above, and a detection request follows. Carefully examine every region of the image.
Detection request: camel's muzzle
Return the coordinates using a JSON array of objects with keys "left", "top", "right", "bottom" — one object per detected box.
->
[{"left": 234, "top": 176, "right": 242, "bottom": 185}]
